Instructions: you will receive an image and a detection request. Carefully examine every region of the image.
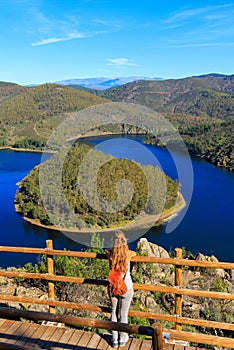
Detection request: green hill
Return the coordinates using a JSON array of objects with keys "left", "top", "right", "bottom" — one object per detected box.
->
[
  {"left": 0, "top": 81, "right": 27, "bottom": 103},
  {"left": 100, "top": 76, "right": 234, "bottom": 119},
  {"left": 144, "top": 120, "right": 234, "bottom": 171},
  {"left": 0, "top": 83, "right": 108, "bottom": 147},
  {"left": 100, "top": 76, "right": 234, "bottom": 171},
  {"left": 196, "top": 73, "right": 234, "bottom": 93},
  {"left": 182, "top": 120, "right": 234, "bottom": 170}
]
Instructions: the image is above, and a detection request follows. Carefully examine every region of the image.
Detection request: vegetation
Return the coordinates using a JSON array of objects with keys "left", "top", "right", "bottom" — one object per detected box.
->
[
  {"left": 99, "top": 75, "right": 234, "bottom": 171},
  {"left": 180, "top": 120, "right": 234, "bottom": 171},
  {"left": 15, "top": 142, "right": 179, "bottom": 230},
  {"left": 0, "top": 81, "right": 27, "bottom": 103},
  {"left": 100, "top": 76, "right": 234, "bottom": 119},
  {"left": 13, "top": 138, "right": 47, "bottom": 150},
  {"left": 0, "top": 83, "right": 108, "bottom": 147},
  {"left": 171, "top": 89, "right": 234, "bottom": 120},
  {"left": 22, "top": 233, "right": 110, "bottom": 315},
  {"left": 144, "top": 120, "right": 234, "bottom": 171}
]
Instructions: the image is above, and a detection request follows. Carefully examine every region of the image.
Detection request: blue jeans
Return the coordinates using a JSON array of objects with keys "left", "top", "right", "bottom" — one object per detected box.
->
[{"left": 110, "top": 288, "right": 134, "bottom": 342}]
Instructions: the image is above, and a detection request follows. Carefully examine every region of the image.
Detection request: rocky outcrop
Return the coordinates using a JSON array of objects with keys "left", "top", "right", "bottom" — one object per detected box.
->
[
  {"left": 137, "top": 238, "right": 170, "bottom": 258},
  {"left": 195, "top": 253, "right": 228, "bottom": 278},
  {"left": 0, "top": 274, "right": 48, "bottom": 313}
]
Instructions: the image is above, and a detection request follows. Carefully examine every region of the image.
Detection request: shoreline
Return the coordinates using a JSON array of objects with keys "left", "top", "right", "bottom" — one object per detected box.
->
[
  {"left": 15, "top": 192, "right": 186, "bottom": 234},
  {"left": 0, "top": 132, "right": 127, "bottom": 154},
  {"left": 0, "top": 146, "right": 54, "bottom": 154}
]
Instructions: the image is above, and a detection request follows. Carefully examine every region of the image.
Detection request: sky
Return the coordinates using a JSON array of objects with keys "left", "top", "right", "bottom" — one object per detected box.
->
[{"left": 0, "top": 0, "right": 234, "bottom": 85}]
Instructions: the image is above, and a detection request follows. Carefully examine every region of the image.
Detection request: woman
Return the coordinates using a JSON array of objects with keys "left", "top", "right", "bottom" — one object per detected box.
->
[{"left": 106, "top": 231, "right": 136, "bottom": 348}]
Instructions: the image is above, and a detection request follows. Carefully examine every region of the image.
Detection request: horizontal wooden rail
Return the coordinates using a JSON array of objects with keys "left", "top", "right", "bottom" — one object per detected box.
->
[
  {"left": 1, "top": 245, "right": 234, "bottom": 270},
  {"left": 0, "top": 270, "right": 233, "bottom": 300},
  {"left": 165, "top": 328, "right": 234, "bottom": 348},
  {"left": 0, "top": 246, "right": 106, "bottom": 259},
  {"left": 133, "top": 282, "right": 234, "bottom": 300},
  {"left": 0, "top": 294, "right": 109, "bottom": 314},
  {"left": 1, "top": 294, "right": 234, "bottom": 332},
  {"left": 0, "top": 307, "right": 163, "bottom": 350}
]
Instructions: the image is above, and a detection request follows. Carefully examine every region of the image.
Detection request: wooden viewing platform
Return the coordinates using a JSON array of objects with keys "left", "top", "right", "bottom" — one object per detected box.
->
[
  {"left": 2, "top": 318, "right": 152, "bottom": 350},
  {"left": 0, "top": 319, "right": 207, "bottom": 350},
  {"left": 0, "top": 241, "right": 234, "bottom": 349}
]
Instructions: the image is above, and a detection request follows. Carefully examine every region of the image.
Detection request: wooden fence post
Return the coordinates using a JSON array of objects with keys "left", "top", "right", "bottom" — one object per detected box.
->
[
  {"left": 46, "top": 240, "right": 55, "bottom": 314},
  {"left": 175, "top": 248, "right": 183, "bottom": 330},
  {"left": 152, "top": 323, "right": 163, "bottom": 350}
]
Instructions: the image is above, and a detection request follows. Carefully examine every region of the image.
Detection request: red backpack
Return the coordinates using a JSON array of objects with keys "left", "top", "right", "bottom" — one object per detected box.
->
[{"left": 108, "top": 269, "right": 127, "bottom": 297}]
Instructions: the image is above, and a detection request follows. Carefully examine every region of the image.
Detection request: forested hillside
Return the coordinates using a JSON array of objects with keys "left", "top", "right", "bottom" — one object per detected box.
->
[
  {"left": 0, "top": 83, "right": 108, "bottom": 147},
  {"left": 0, "top": 81, "right": 27, "bottom": 103},
  {"left": 100, "top": 75, "right": 234, "bottom": 171},
  {"left": 15, "top": 142, "right": 179, "bottom": 230},
  {"left": 100, "top": 76, "right": 234, "bottom": 118},
  {"left": 144, "top": 120, "right": 233, "bottom": 171}
]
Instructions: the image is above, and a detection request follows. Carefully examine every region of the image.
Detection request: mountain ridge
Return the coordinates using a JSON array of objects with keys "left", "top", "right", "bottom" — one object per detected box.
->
[
  {"left": 100, "top": 74, "right": 234, "bottom": 119},
  {"left": 55, "top": 76, "right": 163, "bottom": 89},
  {"left": 55, "top": 73, "right": 234, "bottom": 90}
]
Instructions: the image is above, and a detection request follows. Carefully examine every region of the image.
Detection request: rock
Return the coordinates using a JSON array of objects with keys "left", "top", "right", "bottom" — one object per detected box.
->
[
  {"left": 195, "top": 253, "right": 206, "bottom": 261},
  {"left": 0, "top": 276, "right": 49, "bottom": 313},
  {"left": 195, "top": 253, "right": 225, "bottom": 278},
  {"left": 137, "top": 238, "right": 171, "bottom": 273},
  {"left": 230, "top": 269, "right": 234, "bottom": 282},
  {"left": 191, "top": 303, "right": 201, "bottom": 311},
  {"left": 137, "top": 238, "right": 170, "bottom": 258},
  {"left": 210, "top": 255, "right": 218, "bottom": 262},
  {"left": 215, "top": 269, "right": 225, "bottom": 278},
  {"left": 145, "top": 296, "right": 157, "bottom": 311}
]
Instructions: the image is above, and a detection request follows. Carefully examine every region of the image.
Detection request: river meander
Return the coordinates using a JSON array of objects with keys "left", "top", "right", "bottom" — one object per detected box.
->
[{"left": 0, "top": 135, "right": 233, "bottom": 267}]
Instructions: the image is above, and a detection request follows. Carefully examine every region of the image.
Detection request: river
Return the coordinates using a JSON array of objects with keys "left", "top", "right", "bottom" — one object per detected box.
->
[{"left": 0, "top": 135, "right": 233, "bottom": 267}]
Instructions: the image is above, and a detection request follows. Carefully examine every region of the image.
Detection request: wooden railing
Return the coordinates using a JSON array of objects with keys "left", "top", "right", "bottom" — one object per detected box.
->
[{"left": 0, "top": 240, "right": 234, "bottom": 348}]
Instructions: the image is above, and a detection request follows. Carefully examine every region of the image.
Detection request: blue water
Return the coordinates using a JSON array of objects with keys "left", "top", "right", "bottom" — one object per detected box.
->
[{"left": 0, "top": 136, "right": 233, "bottom": 267}]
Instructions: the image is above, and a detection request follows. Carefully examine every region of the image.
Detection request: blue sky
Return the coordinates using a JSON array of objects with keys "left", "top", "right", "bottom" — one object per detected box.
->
[{"left": 0, "top": 0, "right": 234, "bottom": 85}]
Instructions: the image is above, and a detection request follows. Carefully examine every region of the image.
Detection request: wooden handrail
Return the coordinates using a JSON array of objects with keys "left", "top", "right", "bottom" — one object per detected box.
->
[
  {"left": 0, "top": 241, "right": 234, "bottom": 348},
  {"left": 0, "top": 294, "right": 234, "bottom": 332},
  {"left": 164, "top": 328, "right": 234, "bottom": 348},
  {"left": 1, "top": 245, "right": 234, "bottom": 269},
  {"left": 0, "top": 270, "right": 233, "bottom": 300},
  {"left": 0, "top": 307, "right": 163, "bottom": 350}
]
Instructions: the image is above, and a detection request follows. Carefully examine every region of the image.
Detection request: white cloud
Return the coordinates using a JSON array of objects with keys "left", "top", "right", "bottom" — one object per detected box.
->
[
  {"left": 32, "top": 31, "right": 89, "bottom": 46},
  {"left": 165, "top": 4, "right": 234, "bottom": 23},
  {"left": 161, "top": 42, "right": 234, "bottom": 49},
  {"left": 105, "top": 58, "right": 138, "bottom": 67}
]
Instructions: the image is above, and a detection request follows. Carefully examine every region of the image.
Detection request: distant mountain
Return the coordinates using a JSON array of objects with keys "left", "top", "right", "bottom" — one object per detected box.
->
[{"left": 55, "top": 76, "right": 163, "bottom": 89}]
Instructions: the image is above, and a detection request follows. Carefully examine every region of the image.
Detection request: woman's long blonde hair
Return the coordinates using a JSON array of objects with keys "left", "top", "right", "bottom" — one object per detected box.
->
[{"left": 109, "top": 231, "right": 129, "bottom": 273}]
